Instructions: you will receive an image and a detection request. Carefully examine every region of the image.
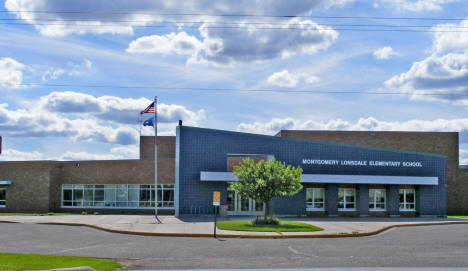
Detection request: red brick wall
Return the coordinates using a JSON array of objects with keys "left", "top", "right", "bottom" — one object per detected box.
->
[{"left": 140, "top": 136, "right": 175, "bottom": 159}]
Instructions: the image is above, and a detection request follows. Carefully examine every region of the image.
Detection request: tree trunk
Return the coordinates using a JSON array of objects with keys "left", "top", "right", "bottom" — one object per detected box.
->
[{"left": 264, "top": 201, "right": 270, "bottom": 221}]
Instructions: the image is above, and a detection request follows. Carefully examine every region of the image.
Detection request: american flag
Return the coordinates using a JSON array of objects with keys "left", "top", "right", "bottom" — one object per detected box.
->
[{"left": 140, "top": 102, "right": 155, "bottom": 114}]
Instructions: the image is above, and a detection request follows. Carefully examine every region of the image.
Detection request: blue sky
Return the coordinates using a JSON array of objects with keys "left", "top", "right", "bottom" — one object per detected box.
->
[{"left": 0, "top": 0, "right": 467, "bottom": 164}]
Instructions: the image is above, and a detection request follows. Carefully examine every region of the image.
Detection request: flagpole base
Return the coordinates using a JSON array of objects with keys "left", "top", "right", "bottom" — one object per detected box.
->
[{"left": 155, "top": 214, "right": 162, "bottom": 224}]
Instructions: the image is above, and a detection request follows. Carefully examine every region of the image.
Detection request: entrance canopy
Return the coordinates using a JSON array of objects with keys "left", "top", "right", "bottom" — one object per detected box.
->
[{"left": 200, "top": 171, "right": 438, "bottom": 185}]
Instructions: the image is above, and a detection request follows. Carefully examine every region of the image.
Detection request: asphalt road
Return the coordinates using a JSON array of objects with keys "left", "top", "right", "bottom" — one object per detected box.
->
[{"left": 0, "top": 223, "right": 468, "bottom": 269}]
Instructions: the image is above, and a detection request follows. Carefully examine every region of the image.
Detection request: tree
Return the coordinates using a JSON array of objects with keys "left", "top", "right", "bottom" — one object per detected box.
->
[{"left": 231, "top": 158, "right": 303, "bottom": 221}]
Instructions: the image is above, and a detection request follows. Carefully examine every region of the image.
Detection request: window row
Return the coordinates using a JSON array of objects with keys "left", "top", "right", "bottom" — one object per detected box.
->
[
  {"left": 61, "top": 184, "right": 174, "bottom": 209},
  {"left": 306, "top": 187, "right": 415, "bottom": 211},
  {"left": 0, "top": 188, "right": 5, "bottom": 207}
]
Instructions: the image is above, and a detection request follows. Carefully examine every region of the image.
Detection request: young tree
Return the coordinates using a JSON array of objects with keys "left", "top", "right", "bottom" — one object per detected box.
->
[{"left": 231, "top": 158, "right": 303, "bottom": 221}]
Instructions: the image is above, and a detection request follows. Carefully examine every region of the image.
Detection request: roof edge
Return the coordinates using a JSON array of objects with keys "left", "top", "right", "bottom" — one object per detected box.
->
[{"left": 180, "top": 126, "right": 447, "bottom": 159}]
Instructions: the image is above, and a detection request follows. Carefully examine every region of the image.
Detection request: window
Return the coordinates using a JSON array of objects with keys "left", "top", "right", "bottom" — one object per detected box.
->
[
  {"left": 61, "top": 184, "right": 175, "bottom": 209},
  {"left": 369, "top": 188, "right": 386, "bottom": 211},
  {"left": 338, "top": 188, "right": 356, "bottom": 211},
  {"left": 306, "top": 188, "right": 325, "bottom": 210},
  {"left": 0, "top": 188, "right": 5, "bottom": 207},
  {"left": 400, "top": 188, "right": 415, "bottom": 211}
]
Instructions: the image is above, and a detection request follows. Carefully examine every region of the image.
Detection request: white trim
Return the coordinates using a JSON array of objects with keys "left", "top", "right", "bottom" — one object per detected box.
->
[
  {"left": 301, "top": 175, "right": 437, "bottom": 185},
  {"left": 200, "top": 171, "right": 438, "bottom": 185},
  {"left": 369, "top": 188, "right": 386, "bottom": 212},
  {"left": 399, "top": 188, "right": 416, "bottom": 211},
  {"left": 306, "top": 207, "right": 325, "bottom": 211},
  {"left": 225, "top": 189, "right": 264, "bottom": 216},
  {"left": 306, "top": 187, "right": 325, "bottom": 211},
  {"left": 174, "top": 126, "right": 180, "bottom": 216},
  {"left": 338, "top": 188, "right": 356, "bottom": 211}
]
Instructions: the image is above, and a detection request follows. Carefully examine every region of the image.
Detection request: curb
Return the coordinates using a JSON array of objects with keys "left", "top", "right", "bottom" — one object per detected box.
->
[{"left": 1, "top": 220, "right": 468, "bottom": 238}]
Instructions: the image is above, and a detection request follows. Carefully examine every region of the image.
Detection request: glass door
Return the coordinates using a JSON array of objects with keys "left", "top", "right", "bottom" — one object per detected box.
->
[{"left": 226, "top": 189, "right": 264, "bottom": 215}]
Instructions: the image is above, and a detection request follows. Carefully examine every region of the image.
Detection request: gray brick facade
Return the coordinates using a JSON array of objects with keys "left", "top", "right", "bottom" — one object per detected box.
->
[{"left": 176, "top": 126, "right": 447, "bottom": 216}]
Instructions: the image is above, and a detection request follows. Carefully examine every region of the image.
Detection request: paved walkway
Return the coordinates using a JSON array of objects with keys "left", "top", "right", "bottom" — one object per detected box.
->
[{"left": 0, "top": 215, "right": 467, "bottom": 237}]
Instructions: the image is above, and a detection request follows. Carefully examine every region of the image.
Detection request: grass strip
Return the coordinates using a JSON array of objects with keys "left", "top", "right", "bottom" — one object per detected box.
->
[
  {"left": 216, "top": 220, "right": 323, "bottom": 232},
  {"left": 448, "top": 216, "right": 468, "bottom": 219},
  {"left": 0, "top": 253, "right": 122, "bottom": 271}
]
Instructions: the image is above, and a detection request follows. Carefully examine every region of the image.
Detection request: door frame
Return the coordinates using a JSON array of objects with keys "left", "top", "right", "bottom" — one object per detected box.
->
[{"left": 226, "top": 190, "right": 264, "bottom": 216}]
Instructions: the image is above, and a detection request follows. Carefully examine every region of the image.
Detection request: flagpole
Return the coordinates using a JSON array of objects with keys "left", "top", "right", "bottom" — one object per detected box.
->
[
  {"left": 154, "top": 96, "right": 161, "bottom": 223},
  {"left": 138, "top": 114, "right": 142, "bottom": 137}
]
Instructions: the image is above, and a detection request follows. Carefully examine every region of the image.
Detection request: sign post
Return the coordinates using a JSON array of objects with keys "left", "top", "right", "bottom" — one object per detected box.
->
[{"left": 213, "top": 191, "right": 220, "bottom": 238}]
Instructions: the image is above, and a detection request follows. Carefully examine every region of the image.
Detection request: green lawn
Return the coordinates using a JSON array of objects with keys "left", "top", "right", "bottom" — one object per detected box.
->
[
  {"left": 0, "top": 253, "right": 122, "bottom": 271},
  {"left": 216, "top": 220, "right": 323, "bottom": 232},
  {"left": 448, "top": 216, "right": 468, "bottom": 219},
  {"left": 0, "top": 212, "right": 71, "bottom": 216}
]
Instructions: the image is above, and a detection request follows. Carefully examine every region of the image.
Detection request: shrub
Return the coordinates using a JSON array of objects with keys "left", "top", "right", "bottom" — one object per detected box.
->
[
  {"left": 251, "top": 216, "right": 280, "bottom": 225},
  {"left": 81, "top": 211, "right": 87, "bottom": 215},
  {"left": 93, "top": 212, "right": 99, "bottom": 215},
  {"left": 47, "top": 212, "right": 54, "bottom": 216}
]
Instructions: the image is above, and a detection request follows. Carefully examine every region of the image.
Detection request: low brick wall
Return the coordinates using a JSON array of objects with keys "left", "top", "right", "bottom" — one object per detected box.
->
[
  {"left": 1, "top": 159, "right": 175, "bottom": 213},
  {"left": 0, "top": 161, "right": 54, "bottom": 213}
]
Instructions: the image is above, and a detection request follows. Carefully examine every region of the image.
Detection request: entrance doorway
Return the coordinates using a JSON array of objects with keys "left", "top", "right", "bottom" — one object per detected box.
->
[{"left": 226, "top": 190, "right": 264, "bottom": 215}]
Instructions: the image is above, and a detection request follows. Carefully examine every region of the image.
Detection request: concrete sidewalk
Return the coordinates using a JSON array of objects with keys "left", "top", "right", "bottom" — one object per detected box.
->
[{"left": 0, "top": 215, "right": 467, "bottom": 237}]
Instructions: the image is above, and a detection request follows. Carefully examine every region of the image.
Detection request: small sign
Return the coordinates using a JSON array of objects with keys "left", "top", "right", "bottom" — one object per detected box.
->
[{"left": 213, "top": 191, "right": 220, "bottom": 206}]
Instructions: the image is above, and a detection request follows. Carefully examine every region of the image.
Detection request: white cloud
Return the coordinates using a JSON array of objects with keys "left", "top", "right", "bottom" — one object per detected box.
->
[
  {"left": 0, "top": 147, "right": 139, "bottom": 161},
  {"left": 0, "top": 92, "right": 205, "bottom": 145},
  {"left": 385, "top": 52, "right": 468, "bottom": 105},
  {"left": 431, "top": 19, "right": 468, "bottom": 54},
  {"left": 460, "top": 149, "right": 468, "bottom": 165},
  {"left": 37, "top": 91, "right": 205, "bottom": 125},
  {"left": 267, "top": 70, "right": 298, "bottom": 88},
  {"left": 191, "top": 19, "right": 338, "bottom": 65},
  {"left": 110, "top": 145, "right": 139, "bottom": 158},
  {"left": 384, "top": 16, "right": 468, "bottom": 106},
  {"left": 6, "top": 1, "right": 340, "bottom": 64},
  {"left": 57, "top": 151, "right": 124, "bottom": 161},
  {"left": 0, "top": 148, "right": 44, "bottom": 161},
  {"left": 378, "top": 0, "right": 458, "bottom": 12},
  {"left": 59, "top": 144, "right": 140, "bottom": 160},
  {"left": 42, "top": 59, "right": 92, "bottom": 81},
  {"left": 42, "top": 68, "right": 65, "bottom": 81},
  {"left": 128, "top": 19, "right": 338, "bottom": 65},
  {"left": 127, "top": 32, "right": 202, "bottom": 55},
  {"left": 373, "top": 46, "right": 399, "bottom": 60},
  {"left": 238, "top": 116, "right": 468, "bottom": 135},
  {"left": 0, "top": 57, "right": 24, "bottom": 89},
  {"left": 266, "top": 69, "right": 320, "bottom": 88},
  {"left": 0, "top": 102, "right": 139, "bottom": 145},
  {"left": 5, "top": 0, "right": 345, "bottom": 37}
]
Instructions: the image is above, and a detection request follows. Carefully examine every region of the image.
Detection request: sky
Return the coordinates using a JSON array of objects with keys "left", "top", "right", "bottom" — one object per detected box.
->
[{"left": 0, "top": 0, "right": 467, "bottom": 164}]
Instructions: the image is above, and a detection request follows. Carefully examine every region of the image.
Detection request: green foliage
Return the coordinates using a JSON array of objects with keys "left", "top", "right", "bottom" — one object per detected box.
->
[
  {"left": 216, "top": 220, "right": 323, "bottom": 233},
  {"left": 0, "top": 253, "right": 122, "bottom": 271},
  {"left": 81, "top": 211, "right": 87, "bottom": 215},
  {"left": 93, "top": 211, "right": 100, "bottom": 215},
  {"left": 251, "top": 216, "right": 280, "bottom": 225},
  {"left": 231, "top": 158, "right": 303, "bottom": 219}
]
